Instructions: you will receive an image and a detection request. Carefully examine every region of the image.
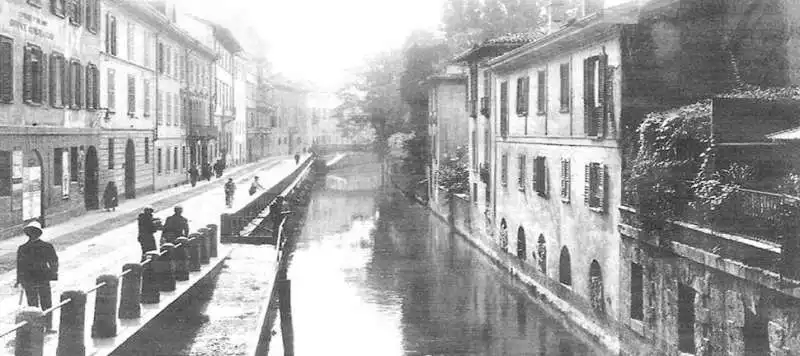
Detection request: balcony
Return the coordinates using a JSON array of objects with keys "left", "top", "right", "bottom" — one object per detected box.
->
[{"left": 190, "top": 125, "right": 218, "bottom": 138}]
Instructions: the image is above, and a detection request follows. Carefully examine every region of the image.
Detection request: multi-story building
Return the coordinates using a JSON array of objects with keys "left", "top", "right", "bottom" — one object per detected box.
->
[
  {"left": 246, "top": 56, "right": 272, "bottom": 162},
  {"left": 269, "top": 75, "right": 309, "bottom": 156},
  {"left": 231, "top": 52, "right": 247, "bottom": 166},
  {"left": 208, "top": 23, "right": 241, "bottom": 166},
  {"left": 0, "top": 0, "right": 103, "bottom": 234}
]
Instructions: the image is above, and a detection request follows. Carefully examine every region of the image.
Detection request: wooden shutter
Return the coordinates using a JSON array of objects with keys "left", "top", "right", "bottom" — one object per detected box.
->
[
  {"left": 157, "top": 43, "right": 164, "bottom": 74},
  {"left": 93, "top": 66, "right": 100, "bottom": 109},
  {"left": 23, "top": 46, "right": 33, "bottom": 103},
  {"left": 0, "top": 37, "right": 12, "bottom": 104},
  {"left": 599, "top": 53, "right": 609, "bottom": 139},
  {"left": 127, "top": 75, "right": 135, "bottom": 115},
  {"left": 49, "top": 54, "right": 58, "bottom": 107},
  {"left": 531, "top": 156, "right": 539, "bottom": 193},
  {"left": 105, "top": 12, "right": 110, "bottom": 53},
  {"left": 538, "top": 157, "right": 547, "bottom": 197},
  {"left": 516, "top": 77, "right": 523, "bottom": 116},
  {"left": 111, "top": 16, "right": 117, "bottom": 56},
  {"left": 584, "top": 58, "right": 593, "bottom": 136},
  {"left": 143, "top": 79, "right": 150, "bottom": 115},
  {"left": 107, "top": 68, "right": 115, "bottom": 110},
  {"left": 39, "top": 52, "right": 47, "bottom": 105},
  {"left": 523, "top": 77, "right": 530, "bottom": 115},
  {"left": 584, "top": 163, "right": 591, "bottom": 205},
  {"left": 561, "top": 159, "right": 570, "bottom": 201},
  {"left": 598, "top": 164, "right": 607, "bottom": 212},
  {"left": 75, "top": 63, "right": 83, "bottom": 108}
]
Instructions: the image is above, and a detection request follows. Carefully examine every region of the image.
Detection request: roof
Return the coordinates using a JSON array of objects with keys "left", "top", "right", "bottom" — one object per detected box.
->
[
  {"left": 189, "top": 16, "right": 244, "bottom": 54},
  {"left": 452, "top": 31, "right": 546, "bottom": 63},
  {"left": 484, "top": 31, "right": 547, "bottom": 45}
]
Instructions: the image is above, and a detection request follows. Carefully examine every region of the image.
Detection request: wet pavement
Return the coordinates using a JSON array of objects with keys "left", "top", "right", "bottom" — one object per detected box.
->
[{"left": 279, "top": 156, "right": 612, "bottom": 355}]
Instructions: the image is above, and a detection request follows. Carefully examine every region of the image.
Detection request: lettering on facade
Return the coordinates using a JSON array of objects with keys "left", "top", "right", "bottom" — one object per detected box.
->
[{"left": 9, "top": 11, "right": 55, "bottom": 40}]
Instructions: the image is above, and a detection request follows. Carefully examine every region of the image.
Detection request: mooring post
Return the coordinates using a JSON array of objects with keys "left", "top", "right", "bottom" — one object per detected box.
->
[
  {"left": 197, "top": 228, "right": 210, "bottom": 264},
  {"left": 173, "top": 237, "right": 190, "bottom": 281},
  {"left": 220, "top": 213, "right": 232, "bottom": 243},
  {"left": 206, "top": 224, "right": 218, "bottom": 258},
  {"left": 14, "top": 307, "right": 44, "bottom": 356},
  {"left": 188, "top": 234, "right": 201, "bottom": 272},
  {"left": 141, "top": 251, "right": 161, "bottom": 304},
  {"left": 91, "top": 275, "right": 119, "bottom": 338},
  {"left": 119, "top": 263, "right": 142, "bottom": 319},
  {"left": 158, "top": 243, "right": 176, "bottom": 292},
  {"left": 56, "top": 290, "right": 86, "bottom": 356},
  {"left": 278, "top": 279, "right": 294, "bottom": 356}
]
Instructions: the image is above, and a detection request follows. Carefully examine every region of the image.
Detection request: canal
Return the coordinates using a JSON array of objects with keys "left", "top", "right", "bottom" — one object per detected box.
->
[{"left": 274, "top": 155, "right": 611, "bottom": 355}]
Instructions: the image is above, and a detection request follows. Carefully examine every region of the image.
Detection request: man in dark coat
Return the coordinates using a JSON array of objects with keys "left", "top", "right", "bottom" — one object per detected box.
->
[
  {"left": 224, "top": 178, "right": 236, "bottom": 208},
  {"left": 161, "top": 205, "right": 189, "bottom": 245},
  {"left": 137, "top": 206, "right": 161, "bottom": 261},
  {"left": 294, "top": 153, "right": 300, "bottom": 165},
  {"left": 188, "top": 165, "right": 199, "bottom": 187},
  {"left": 103, "top": 181, "right": 118, "bottom": 212},
  {"left": 16, "top": 221, "right": 58, "bottom": 331},
  {"left": 202, "top": 162, "right": 212, "bottom": 182}
]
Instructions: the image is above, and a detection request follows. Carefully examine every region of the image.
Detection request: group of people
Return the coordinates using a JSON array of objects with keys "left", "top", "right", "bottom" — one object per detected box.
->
[{"left": 188, "top": 159, "right": 227, "bottom": 188}]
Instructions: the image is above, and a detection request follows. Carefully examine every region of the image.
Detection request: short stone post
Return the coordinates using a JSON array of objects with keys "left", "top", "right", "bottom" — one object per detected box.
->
[
  {"left": 220, "top": 213, "right": 232, "bottom": 243},
  {"left": 141, "top": 251, "right": 161, "bottom": 304},
  {"left": 118, "top": 264, "right": 142, "bottom": 319},
  {"left": 173, "top": 237, "right": 190, "bottom": 281},
  {"left": 188, "top": 234, "right": 201, "bottom": 272},
  {"left": 91, "top": 275, "right": 119, "bottom": 338},
  {"left": 198, "top": 228, "right": 210, "bottom": 264},
  {"left": 206, "top": 224, "right": 218, "bottom": 258},
  {"left": 56, "top": 290, "right": 87, "bottom": 356},
  {"left": 158, "top": 243, "right": 176, "bottom": 292},
  {"left": 14, "top": 307, "right": 44, "bottom": 356}
]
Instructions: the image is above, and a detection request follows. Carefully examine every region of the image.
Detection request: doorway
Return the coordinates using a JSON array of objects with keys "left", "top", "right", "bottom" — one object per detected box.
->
[
  {"left": 125, "top": 139, "right": 135, "bottom": 199},
  {"left": 84, "top": 146, "right": 99, "bottom": 210},
  {"left": 22, "top": 150, "right": 44, "bottom": 225}
]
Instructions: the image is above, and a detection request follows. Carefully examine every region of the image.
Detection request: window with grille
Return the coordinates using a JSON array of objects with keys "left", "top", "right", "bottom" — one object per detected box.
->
[
  {"left": 584, "top": 54, "right": 608, "bottom": 138},
  {"left": 127, "top": 74, "right": 135, "bottom": 116},
  {"left": 0, "top": 36, "right": 14, "bottom": 104},
  {"left": 108, "top": 138, "right": 114, "bottom": 169},
  {"left": 584, "top": 162, "right": 607, "bottom": 211},
  {"left": 107, "top": 68, "right": 115, "bottom": 111},
  {"left": 23, "top": 44, "right": 44, "bottom": 105},
  {"left": 532, "top": 156, "right": 547, "bottom": 197},
  {"left": 68, "top": 0, "right": 82, "bottom": 26},
  {"left": 537, "top": 70, "right": 546, "bottom": 115},
  {"left": 105, "top": 13, "right": 117, "bottom": 55},
  {"left": 560, "top": 158, "right": 571, "bottom": 202},
  {"left": 500, "top": 81, "right": 508, "bottom": 137},
  {"left": 501, "top": 154, "right": 508, "bottom": 187},
  {"left": 517, "top": 155, "right": 526, "bottom": 191},
  {"left": 516, "top": 76, "right": 529, "bottom": 116},
  {"left": 559, "top": 63, "right": 570, "bottom": 112}
]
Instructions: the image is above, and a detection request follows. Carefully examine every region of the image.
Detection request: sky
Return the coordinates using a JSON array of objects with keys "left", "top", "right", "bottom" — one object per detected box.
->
[{"left": 177, "top": 0, "right": 445, "bottom": 95}]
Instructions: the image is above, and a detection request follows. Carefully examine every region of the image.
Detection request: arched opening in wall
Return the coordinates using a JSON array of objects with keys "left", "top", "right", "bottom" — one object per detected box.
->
[
  {"left": 559, "top": 247, "right": 571, "bottom": 286},
  {"left": 589, "top": 260, "right": 604, "bottom": 314},
  {"left": 84, "top": 146, "right": 99, "bottom": 210},
  {"left": 124, "top": 139, "right": 135, "bottom": 199},
  {"left": 743, "top": 299, "right": 770, "bottom": 355},
  {"left": 537, "top": 234, "right": 547, "bottom": 274},
  {"left": 23, "top": 150, "right": 44, "bottom": 226},
  {"left": 499, "top": 218, "right": 508, "bottom": 251},
  {"left": 517, "top": 226, "right": 527, "bottom": 260}
]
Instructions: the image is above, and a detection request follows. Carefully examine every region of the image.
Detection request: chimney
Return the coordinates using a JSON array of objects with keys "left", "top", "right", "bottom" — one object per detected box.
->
[{"left": 547, "top": 0, "right": 569, "bottom": 33}]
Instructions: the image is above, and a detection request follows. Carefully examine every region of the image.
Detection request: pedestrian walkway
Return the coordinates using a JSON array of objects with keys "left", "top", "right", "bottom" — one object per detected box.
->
[{"left": 0, "top": 154, "right": 310, "bottom": 349}]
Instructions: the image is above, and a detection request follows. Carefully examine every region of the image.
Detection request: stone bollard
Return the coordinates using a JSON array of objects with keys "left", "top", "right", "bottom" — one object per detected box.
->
[
  {"left": 188, "top": 234, "right": 201, "bottom": 272},
  {"left": 198, "top": 228, "right": 210, "bottom": 265},
  {"left": 119, "top": 263, "right": 142, "bottom": 319},
  {"left": 173, "top": 237, "right": 190, "bottom": 281},
  {"left": 14, "top": 307, "right": 44, "bottom": 356},
  {"left": 206, "top": 224, "right": 218, "bottom": 258},
  {"left": 141, "top": 251, "right": 161, "bottom": 304},
  {"left": 91, "top": 275, "right": 119, "bottom": 338},
  {"left": 56, "top": 290, "right": 86, "bottom": 356},
  {"left": 220, "top": 213, "right": 232, "bottom": 243},
  {"left": 158, "top": 243, "right": 176, "bottom": 292}
]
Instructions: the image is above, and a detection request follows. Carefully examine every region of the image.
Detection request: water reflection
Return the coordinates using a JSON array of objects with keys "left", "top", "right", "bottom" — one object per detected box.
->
[{"left": 286, "top": 156, "right": 610, "bottom": 356}]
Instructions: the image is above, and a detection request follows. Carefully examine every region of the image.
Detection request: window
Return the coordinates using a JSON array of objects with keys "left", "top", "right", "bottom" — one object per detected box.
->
[
  {"left": 126, "top": 22, "right": 135, "bottom": 61},
  {"left": 54, "top": 148, "right": 63, "bottom": 185},
  {"left": 144, "top": 138, "right": 149, "bottom": 164},
  {"left": 69, "top": 60, "right": 83, "bottom": 109},
  {"left": 500, "top": 81, "right": 508, "bottom": 137},
  {"left": 532, "top": 156, "right": 547, "bottom": 197},
  {"left": 678, "top": 284, "right": 696, "bottom": 354},
  {"left": 537, "top": 235, "right": 547, "bottom": 273},
  {"left": 173, "top": 147, "right": 179, "bottom": 171},
  {"left": 584, "top": 55, "right": 608, "bottom": 137},
  {"left": 166, "top": 93, "right": 172, "bottom": 125},
  {"left": 501, "top": 154, "right": 508, "bottom": 187},
  {"left": 537, "top": 70, "right": 546, "bottom": 114},
  {"left": 51, "top": 0, "right": 66, "bottom": 17},
  {"left": 0, "top": 37, "right": 14, "bottom": 104},
  {"left": 560, "top": 158, "right": 570, "bottom": 202},
  {"left": 589, "top": 260, "right": 604, "bottom": 314},
  {"left": 127, "top": 74, "right": 135, "bottom": 116},
  {"left": 157, "top": 148, "right": 162, "bottom": 174},
  {"left": 143, "top": 32, "right": 151, "bottom": 68},
  {"left": 143, "top": 79, "right": 150, "bottom": 116},
  {"left": 68, "top": 0, "right": 82, "bottom": 26},
  {"left": 23, "top": 44, "right": 44, "bottom": 105},
  {"left": 630, "top": 263, "right": 644, "bottom": 321},
  {"left": 559, "top": 247, "right": 571, "bottom": 286},
  {"left": 165, "top": 146, "right": 171, "bottom": 172},
  {"left": 49, "top": 53, "right": 64, "bottom": 107},
  {"left": 0, "top": 151, "right": 10, "bottom": 196},
  {"left": 70, "top": 147, "right": 78, "bottom": 182},
  {"left": 165, "top": 46, "right": 171, "bottom": 76},
  {"left": 181, "top": 146, "right": 186, "bottom": 169},
  {"left": 105, "top": 13, "right": 117, "bottom": 56},
  {"left": 107, "top": 68, "right": 115, "bottom": 111},
  {"left": 516, "top": 76, "right": 529, "bottom": 116},
  {"left": 585, "top": 162, "right": 607, "bottom": 211},
  {"left": 85, "top": 0, "right": 98, "bottom": 33},
  {"left": 86, "top": 64, "right": 98, "bottom": 110},
  {"left": 517, "top": 155, "right": 526, "bottom": 190},
  {"left": 107, "top": 138, "right": 115, "bottom": 169},
  {"left": 559, "top": 63, "right": 570, "bottom": 112},
  {"left": 471, "top": 130, "right": 478, "bottom": 172}
]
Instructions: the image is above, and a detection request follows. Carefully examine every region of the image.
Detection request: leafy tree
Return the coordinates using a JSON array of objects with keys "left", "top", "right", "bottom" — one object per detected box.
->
[{"left": 437, "top": 146, "right": 470, "bottom": 195}]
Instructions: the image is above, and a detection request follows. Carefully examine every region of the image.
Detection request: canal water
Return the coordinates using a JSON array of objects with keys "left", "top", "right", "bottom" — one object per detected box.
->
[{"left": 276, "top": 155, "right": 612, "bottom": 356}]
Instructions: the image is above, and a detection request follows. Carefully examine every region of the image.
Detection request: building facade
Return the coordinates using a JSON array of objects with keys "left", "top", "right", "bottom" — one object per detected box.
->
[
  {"left": 245, "top": 56, "right": 273, "bottom": 162},
  {"left": 0, "top": 0, "right": 104, "bottom": 234},
  {"left": 231, "top": 52, "right": 247, "bottom": 166},
  {"left": 269, "top": 76, "right": 309, "bottom": 156}
]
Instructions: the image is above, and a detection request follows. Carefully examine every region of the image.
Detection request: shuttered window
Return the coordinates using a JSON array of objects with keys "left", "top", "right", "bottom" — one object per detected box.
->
[
  {"left": 516, "top": 76, "right": 529, "bottom": 116},
  {"left": 68, "top": 0, "right": 82, "bottom": 26},
  {"left": 584, "top": 54, "right": 608, "bottom": 138},
  {"left": 166, "top": 93, "right": 172, "bottom": 126},
  {"left": 49, "top": 53, "right": 64, "bottom": 107},
  {"left": 157, "top": 148, "right": 162, "bottom": 174},
  {"left": 560, "top": 158, "right": 570, "bottom": 202},
  {"left": 537, "top": 70, "right": 546, "bottom": 115},
  {"left": 126, "top": 74, "right": 135, "bottom": 116},
  {"left": 501, "top": 154, "right": 508, "bottom": 187},
  {"left": 105, "top": 13, "right": 117, "bottom": 56},
  {"left": 500, "top": 81, "right": 508, "bottom": 137},
  {"left": 51, "top": 0, "right": 66, "bottom": 17},
  {"left": 532, "top": 156, "right": 547, "bottom": 197},
  {"left": 69, "top": 60, "right": 82, "bottom": 109},
  {"left": 157, "top": 43, "right": 164, "bottom": 74},
  {"left": 165, "top": 46, "right": 171, "bottom": 76},
  {"left": 165, "top": 146, "right": 171, "bottom": 172},
  {"left": 144, "top": 138, "right": 150, "bottom": 164},
  {"left": 107, "top": 68, "right": 115, "bottom": 111},
  {"left": 143, "top": 79, "right": 150, "bottom": 117},
  {"left": 585, "top": 162, "right": 607, "bottom": 211},
  {"left": 518, "top": 155, "right": 526, "bottom": 190},
  {"left": 173, "top": 147, "right": 178, "bottom": 171},
  {"left": 23, "top": 44, "right": 44, "bottom": 105},
  {"left": 54, "top": 148, "right": 63, "bottom": 186},
  {"left": 85, "top": 64, "right": 98, "bottom": 110},
  {"left": 85, "top": 0, "right": 98, "bottom": 33},
  {"left": 559, "top": 63, "right": 570, "bottom": 112},
  {"left": 0, "top": 37, "right": 13, "bottom": 104}
]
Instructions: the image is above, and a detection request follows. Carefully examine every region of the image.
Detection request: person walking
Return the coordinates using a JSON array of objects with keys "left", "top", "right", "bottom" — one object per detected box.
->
[
  {"left": 137, "top": 206, "right": 162, "bottom": 261},
  {"left": 249, "top": 176, "right": 265, "bottom": 196},
  {"left": 102, "top": 181, "right": 118, "bottom": 212},
  {"left": 202, "top": 162, "right": 212, "bottom": 182},
  {"left": 294, "top": 153, "right": 300, "bottom": 165},
  {"left": 16, "top": 221, "right": 58, "bottom": 332},
  {"left": 224, "top": 178, "right": 236, "bottom": 208},
  {"left": 161, "top": 205, "right": 190, "bottom": 245},
  {"left": 188, "top": 165, "right": 199, "bottom": 187},
  {"left": 267, "top": 196, "right": 292, "bottom": 245}
]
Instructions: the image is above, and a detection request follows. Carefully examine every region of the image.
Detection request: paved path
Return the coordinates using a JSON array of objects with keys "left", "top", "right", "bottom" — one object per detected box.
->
[{"left": 0, "top": 155, "right": 310, "bottom": 346}]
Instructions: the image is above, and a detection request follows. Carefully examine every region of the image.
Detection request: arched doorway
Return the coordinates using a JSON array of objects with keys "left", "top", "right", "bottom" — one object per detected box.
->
[
  {"left": 589, "top": 260, "right": 604, "bottom": 314},
  {"left": 84, "top": 146, "right": 99, "bottom": 210},
  {"left": 22, "top": 150, "right": 44, "bottom": 225},
  {"left": 517, "top": 227, "right": 527, "bottom": 260},
  {"left": 124, "top": 139, "right": 135, "bottom": 199},
  {"left": 537, "top": 234, "right": 547, "bottom": 274},
  {"left": 559, "top": 247, "right": 571, "bottom": 286}
]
